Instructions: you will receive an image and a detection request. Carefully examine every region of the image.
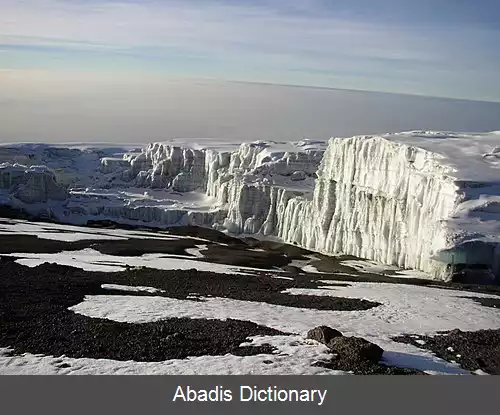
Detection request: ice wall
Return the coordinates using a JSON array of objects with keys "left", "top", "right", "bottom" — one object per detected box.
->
[
  {"left": 2, "top": 132, "right": 500, "bottom": 281},
  {"left": 119, "top": 143, "right": 206, "bottom": 191},
  {"left": 0, "top": 163, "right": 68, "bottom": 203},
  {"left": 277, "top": 136, "right": 461, "bottom": 279},
  {"left": 204, "top": 142, "right": 322, "bottom": 234}
]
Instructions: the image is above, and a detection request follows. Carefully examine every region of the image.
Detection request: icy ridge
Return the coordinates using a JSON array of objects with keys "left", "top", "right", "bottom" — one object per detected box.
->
[
  {"left": 97, "top": 141, "right": 323, "bottom": 234},
  {"left": 277, "top": 136, "right": 461, "bottom": 279},
  {"left": 0, "top": 163, "right": 68, "bottom": 204},
  {"left": 204, "top": 142, "right": 323, "bottom": 234},
  {"left": 2, "top": 132, "right": 500, "bottom": 281},
  {"left": 116, "top": 143, "right": 206, "bottom": 192}
]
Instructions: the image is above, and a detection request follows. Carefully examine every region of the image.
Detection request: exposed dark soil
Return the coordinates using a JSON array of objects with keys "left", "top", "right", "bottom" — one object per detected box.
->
[
  {"left": 0, "top": 254, "right": 381, "bottom": 312},
  {"left": 0, "top": 233, "right": 294, "bottom": 270},
  {"left": 392, "top": 329, "right": 500, "bottom": 375},
  {"left": 0, "top": 229, "right": 381, "bottom": 312},
  {"left": 245, "top": 238, "right": 313, "bottom": 259},
  {"left": 193, "top": 243, "right": 292, "bottom": 269},
  {"left": 0, "top": 259, "right": 285, "bottom": 361},
  {"left": 3, "top": 212, "right": 500, "bottom": 293},
  {"left": 4, "top": 231, "right": 500, "bottom": 300},
  {"left": 0, "top": 205, "right": 41, "bottom": 221},
  {"left": 464, "top": 296, "right": 500, "bottom": 309},
  {"left": 163, "top": 225, "right": 247, "bottom": 246},
  {"left": 307, "top": 264, "right": 500, "bottom": 297},
  {"left": 3, "top": 215, "right": 500, "bottom": 374},
  {"left": 0, "top": 234, "right": 198, "bottom": 256},
  {"left": 309, "top": 253, "right": 500, "bottom": 293},
  {"left": 0, "top": 231, "right": 304, "bottom": 271},
  {"left": 0, "top": 252, "right": 380, "bottom": 363}
]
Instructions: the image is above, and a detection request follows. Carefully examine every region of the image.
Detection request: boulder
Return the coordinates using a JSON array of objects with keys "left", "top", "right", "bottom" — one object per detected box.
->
[
  {"left": 307, "top": 326, "right": 343, "bottom": 345},
  {"left": 327, "top": 336, "right": 383, "bottom": 363}
]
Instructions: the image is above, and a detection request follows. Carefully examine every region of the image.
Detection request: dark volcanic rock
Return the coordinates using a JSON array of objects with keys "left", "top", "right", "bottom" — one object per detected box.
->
[
  {"left": 200, "top": 243, "right": 291, "bottom": 269},
  {"left": 0, "top": 254, "right": 381, "bottom": 364},
  {"left": 307, "top": 326, "right": 343, "bottom": 345},
  {"left": 464, "top": 296, "right": 500, "bottom": 309},
  {"left": 0, "top": 260, "right": 286, "bottom": 361},
  {"left": 313, "top": 334, "right": 423, "bottom": 375},
  {"left": 327, "top": 336, "right": 384, "bottom": 363},
  {"left": 242, "top": 237, "right": 261, "bottom": 248},
  {"left": 166, "top": 225, "right": 247, "bottom": 246},
  {"left": 312, "top": 333, "right": 423, "bottom": 374},
  {"left": 0, "top": 245, "right": 381, "bottom": 312},
  {"left": 231, "top": 343, "right": 277, "bottom": 356},
  {"left": 281, "top": 265, "right": 304, "bottom": 274},
  {"left": 0, "top": 234, "right": 198, "bottom": 256},
  {"left": 393, "top": 328, "right": 500, "bottom": 375}
]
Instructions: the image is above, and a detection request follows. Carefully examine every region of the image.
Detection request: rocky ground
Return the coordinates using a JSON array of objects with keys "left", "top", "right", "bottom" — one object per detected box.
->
[
  {"left": 307, "top": 326, "right": 424, "bottom": 375},
  {"left": 0, "top": 254, "right": 379, "bottom": 363},
  {"left": 0, "top": 256, "right": 427, "bottom": 374},
  {"left": 393, "top": 329, "right": 500, "bottom": 375},
  {"left": 1, "top": 214, "right": 500, "bottom": 374}
]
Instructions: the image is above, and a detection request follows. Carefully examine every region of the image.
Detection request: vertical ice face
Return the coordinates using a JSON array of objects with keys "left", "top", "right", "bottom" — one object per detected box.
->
[
  {"left": 275, "top": 136, "right": 460, "bottom": 279},
  {"left": 0, "top": 163, "right": 68, "bottom": 203},
  {"left": 204, "top": 142, "right": 322, "bottom": 235},
  {"left": 2, "top": 131, "right": 500, "bottom": 281},
  {"left": 123, "top": 144, "right": 206, "bottom": 191}
]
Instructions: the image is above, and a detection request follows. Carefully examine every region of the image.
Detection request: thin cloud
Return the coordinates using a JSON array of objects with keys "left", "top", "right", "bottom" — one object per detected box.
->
[
  {"left": 0, "top": 0, "right": 438, "bottom": 60},
  {"left": 0, "top": 0, "right": 499, "bottom": 100}
]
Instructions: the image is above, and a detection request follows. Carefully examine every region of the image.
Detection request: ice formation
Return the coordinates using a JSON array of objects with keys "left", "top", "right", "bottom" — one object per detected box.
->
[
  {"left": 0, "top": 163, "right": 68, "bottom": 204},
  {"left": 2, "top": 131, "right": 500, "bottom": 281}
]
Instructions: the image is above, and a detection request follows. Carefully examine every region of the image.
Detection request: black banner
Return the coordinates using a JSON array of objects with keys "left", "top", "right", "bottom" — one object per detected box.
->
[{"left": 0, "top": 375, "right": 498, "bottom": 415}]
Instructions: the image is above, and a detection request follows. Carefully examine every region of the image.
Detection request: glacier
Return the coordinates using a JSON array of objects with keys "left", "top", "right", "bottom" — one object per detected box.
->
[{"left": 2, "top": 131, "right": 500, "bottom": 282}]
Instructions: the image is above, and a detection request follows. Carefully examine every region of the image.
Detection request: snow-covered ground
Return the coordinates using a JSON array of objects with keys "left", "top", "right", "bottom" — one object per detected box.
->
[
  {"left": 2, "top": 131, "right": 500, "bottom": 281},
  {"left": 1, "top": 218, "right": 500, "bottom": 375},
  {"left": 3, "top": 277, "right": 499, "bottom": 375},
  {"left": 3, "top": 248, "right": 270, "bottom": 275},
  {"left": 0, "top": 218, "right": 189, "bottom": 241},
  {"left": 0, "top": 336, "right": 343, "bottom": 376},
  {"left": 72, "top": 282, "right": 500, "bottom": 338},
  {"left": 0, "top": 218, "right": 404, "bottom": 276}
]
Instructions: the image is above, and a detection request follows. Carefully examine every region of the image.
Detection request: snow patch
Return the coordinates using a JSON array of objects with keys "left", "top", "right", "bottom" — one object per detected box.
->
[
  {"left": 101, "top": 284, "right": 165, "bottom": 294},
  {"left": 185, "top": 245, "right": 208, "bottom": 258},
  {"left": 4, "top": 249, "right": 267, "bottom": 275},
  {"left": 0, "top": 336, "right": 339, "bottom": 375},
  {"left": 69, "top": 281, "right": 500, "bottom": 375}
]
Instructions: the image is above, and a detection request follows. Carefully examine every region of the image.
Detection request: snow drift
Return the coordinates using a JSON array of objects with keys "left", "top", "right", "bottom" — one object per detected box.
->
[{"left": 2, "top": 131, "right": 500, "bottom": 281}]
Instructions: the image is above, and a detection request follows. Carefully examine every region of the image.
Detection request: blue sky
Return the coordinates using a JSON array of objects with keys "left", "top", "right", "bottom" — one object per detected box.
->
[{"left": 1, "top": 0, "right": 500, "bottom": 101}]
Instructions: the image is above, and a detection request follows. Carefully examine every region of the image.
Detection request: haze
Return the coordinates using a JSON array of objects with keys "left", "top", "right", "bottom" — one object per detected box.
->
[{"left": 2, "top": 71, "right": 500, "bottom": 144}]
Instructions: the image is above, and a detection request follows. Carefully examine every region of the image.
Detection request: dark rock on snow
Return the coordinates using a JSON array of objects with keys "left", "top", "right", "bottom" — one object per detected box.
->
[
  {"left": 307, "top": 326, "right": 343, "bottom": 345},
  {"left": 393, "top": 328, "right": 500, "bottom": 375},
  {"left": 327, "top": 336, "right": 384, "bottom": 363},
  {"left": 309, "top": 326, "right": 422, "bottom": 375}
]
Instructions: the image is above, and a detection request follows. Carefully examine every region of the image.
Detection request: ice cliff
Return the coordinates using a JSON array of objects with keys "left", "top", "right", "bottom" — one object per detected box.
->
[
  {"left": 0, "top": 163, "right": 68, "bottom": 204},
  {"left": 2, "top": 131, "right": 500, "bottom": 281},
  {"left": 276, "top": 135, "right": 460, "bottom": 279}
]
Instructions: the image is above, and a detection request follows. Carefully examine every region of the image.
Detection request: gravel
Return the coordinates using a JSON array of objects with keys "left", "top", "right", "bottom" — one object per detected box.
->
[
  {"left": 0, "top": 259, "right": 286, "bottom": 361},
  {"left": 393, "top": 329, "right": 500, "bottom": 375}
]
